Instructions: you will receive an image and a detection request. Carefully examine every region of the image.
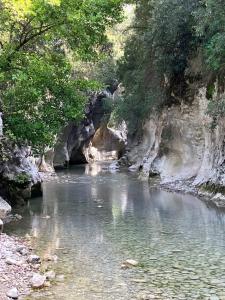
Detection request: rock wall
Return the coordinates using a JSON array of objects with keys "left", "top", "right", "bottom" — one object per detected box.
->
[
  {"left": 0, "top": 138, "right": 42, "bottom": 207},
  {"left": 122, "top": 85, "right": 225, "bottom": 192},
  {"left": 53, "top": 91, "right": 127, "bottom": 168},
  {"left": 84, "top": 122, "right": 127, "bottom": 162}
]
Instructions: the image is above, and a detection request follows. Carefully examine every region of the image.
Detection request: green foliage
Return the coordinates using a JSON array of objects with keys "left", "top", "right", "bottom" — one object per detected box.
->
[
  {"left": 207, "top": 97, "right": 225, "bottom": 129},
  {"left": 195, "top": 0, "right": 225, "bottom": 72},
  {"left": 2, "top": 54, "right": 89, "bottom": 151},
  {"left": 0, "top": 0, "right": 128, "bottom": 153},
  {"left": 14, "top": 172, "right": 30, "bottom": 185},
  {"left": 115, "top": 0, "right": 200, "bottom": 132},
  {"left": 115, "top": 0, "right": 225, "bottom": 132}
]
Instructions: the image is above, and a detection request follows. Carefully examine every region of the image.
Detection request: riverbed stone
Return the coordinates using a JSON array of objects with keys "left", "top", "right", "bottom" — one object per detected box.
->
[
  {"left": 31, "top": 273, "right": 46, "bottom": 288},
  {"left": 6, "top": 287, "right": 19, "bottom": 299},
  {"left": 27, "top": 255, "right": 41, "bottom": 264},
  {"left": 16, "top": 246, "right": 29, "bottom": 256},
  {"left": 121, "top": 259, "right": 139, "bottom": 269},
  {"left": 6, "top": 257, "right": 22, "bottom": 266}
]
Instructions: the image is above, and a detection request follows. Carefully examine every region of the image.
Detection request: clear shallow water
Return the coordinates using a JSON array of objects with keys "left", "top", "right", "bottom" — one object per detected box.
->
[{"left": 5, "top": 163, "right": 225, "bottom": 300}]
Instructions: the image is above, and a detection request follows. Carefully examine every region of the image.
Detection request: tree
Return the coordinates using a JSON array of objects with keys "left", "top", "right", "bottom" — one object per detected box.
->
[
  {"left": 0, "top": 0, "right": 127, "bottom": 153},
  {"left": 114, "top": 0, "right": 201, "bottom": 133}
]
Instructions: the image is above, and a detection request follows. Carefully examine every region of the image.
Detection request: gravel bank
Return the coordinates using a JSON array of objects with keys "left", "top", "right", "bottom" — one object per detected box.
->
[{"left": 0, "top": 234, "right": 38, "bottom": 300}]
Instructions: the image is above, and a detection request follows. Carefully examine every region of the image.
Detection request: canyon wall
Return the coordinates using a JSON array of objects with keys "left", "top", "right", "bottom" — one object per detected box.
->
[
  {"left": 53, "top": 91, "right": 127, "bottom": 168},
  {"left": 121, "top": 82, "right": 225, "bottom": 198},
  {"left": 0, "top": 113, "right": 42, "bottom": 214}
]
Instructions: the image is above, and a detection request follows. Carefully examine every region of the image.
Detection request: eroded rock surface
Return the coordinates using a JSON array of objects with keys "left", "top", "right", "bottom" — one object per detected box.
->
[
  {"left": 0, "top": 139, "right": 42, "bottom": 205},
  {"left": 121, "top": 83, "right": 225, "bottom": 201},
  {"left": 53, "top": 91, "right": 127, "bottom": 167}
]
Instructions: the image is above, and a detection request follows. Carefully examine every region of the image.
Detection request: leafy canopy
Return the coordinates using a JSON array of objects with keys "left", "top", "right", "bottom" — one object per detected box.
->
[{"left": 0, "top": 0, "right": 128, "bottom": 152}]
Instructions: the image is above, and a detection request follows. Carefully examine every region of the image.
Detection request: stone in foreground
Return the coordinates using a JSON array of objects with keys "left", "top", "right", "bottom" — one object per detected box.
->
[
  {"left": 27, "top": 255, "right": 41, "bottom": 264},
  {"left": 6, "top": 287, "right": 19, "bottom": 299},
  {"left": 31, "top": 273, "right": 46, "bottom": 289}
]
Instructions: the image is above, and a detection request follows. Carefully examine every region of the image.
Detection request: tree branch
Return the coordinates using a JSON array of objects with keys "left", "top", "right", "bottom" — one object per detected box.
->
[{"left": 15, "top": 23, "right": 57, "bottom": 51}]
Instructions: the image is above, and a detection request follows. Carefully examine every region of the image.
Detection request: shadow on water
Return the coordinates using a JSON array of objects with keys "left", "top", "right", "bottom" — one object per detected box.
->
[{"left": 5, "top": 162, "right": 225, "bottom": 299}]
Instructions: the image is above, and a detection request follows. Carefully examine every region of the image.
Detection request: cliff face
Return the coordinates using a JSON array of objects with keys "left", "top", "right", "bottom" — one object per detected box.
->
[
  {"left": 0, "top": 138, "right": 42, "bottom": 210},
  {"left": 122, "top": 81, "right": 225, "bottom": 195},
  {"left": 53, "top": 91, "right": 127, "bottom": 168}
]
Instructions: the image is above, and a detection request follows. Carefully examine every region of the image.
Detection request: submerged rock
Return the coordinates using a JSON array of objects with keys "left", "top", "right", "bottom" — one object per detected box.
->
[{"left": 121, "top": 259, "right": 139, "bottom": 269}]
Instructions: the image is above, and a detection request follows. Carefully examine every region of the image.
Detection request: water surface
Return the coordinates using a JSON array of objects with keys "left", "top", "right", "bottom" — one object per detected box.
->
[{"left": 6, "top": 163, "right": 225, "bottom": 300}]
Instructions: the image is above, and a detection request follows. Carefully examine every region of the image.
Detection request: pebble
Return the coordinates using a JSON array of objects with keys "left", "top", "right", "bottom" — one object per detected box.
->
[
  {"left": 6, "top": 287, "right": 19, "bottom": 299},
  {"left": 16, "top": 246, "right": 29, "bottom": 256},
  {"left": 6, "top": 257, "right": 22, "bottom": 266},
  {"left": 31, "top": 273, "right": 46, "bottom": 288},
  {"left": 14, "top": 214, "right": 23, "bottom": 220},
  {"left": 124, "top": 259, "right": 139, "bottom": 267},
  {"left": 27, "top": 255, "right": 41, "bottom": 264}
]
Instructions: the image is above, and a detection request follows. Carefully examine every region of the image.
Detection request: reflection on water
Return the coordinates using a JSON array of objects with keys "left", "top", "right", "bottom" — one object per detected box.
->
[{"left": 6, "top": 163, "right": 225, "bottom": 299}]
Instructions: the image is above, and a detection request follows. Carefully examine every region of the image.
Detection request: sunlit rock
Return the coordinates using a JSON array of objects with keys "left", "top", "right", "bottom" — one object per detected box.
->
[
  {"left": 0, "top": 197, "right": 11, "bottom": 220},
  {"left": 31, "top": 273, "right": 46, "bottom": 289},
  {"left": 6, "top": 287, "right": 19, "bottom": 299}
]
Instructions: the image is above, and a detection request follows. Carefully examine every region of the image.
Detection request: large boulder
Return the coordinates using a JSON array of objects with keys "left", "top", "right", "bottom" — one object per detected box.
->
[
  {"left": 0, "top": 138, "right": 42, "bottom": 205},
  {"left": 0, "top": 197, "right": 11, "bottom": 220}
]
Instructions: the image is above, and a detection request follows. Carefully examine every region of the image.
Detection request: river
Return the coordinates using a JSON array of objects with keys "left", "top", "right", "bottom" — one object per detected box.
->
[{"left": 6, "top": 163, "right": 225, "bottom": 300}]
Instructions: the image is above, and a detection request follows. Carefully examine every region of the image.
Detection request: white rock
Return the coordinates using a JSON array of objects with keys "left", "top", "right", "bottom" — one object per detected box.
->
[
  {"left": 14, "top": 214, "right": 23, "bottom": 220},
  {"left": 6, "top": 287, "right": 19, "bottom": 299},
  {"left": 0, "top": 218, "right": 3, "bottom": 233},
  {"left": 31, "top": 273, "right": 46, "bottom": 288},
  {"left": 124, "top": 259, "right": 139, "bottom": 267},
  {"left": 6, "top": 258, "right": 22, "bottom": 266}
]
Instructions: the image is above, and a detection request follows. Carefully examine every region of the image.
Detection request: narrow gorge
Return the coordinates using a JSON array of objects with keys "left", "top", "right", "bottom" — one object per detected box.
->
[{"left": 1, "top": 1, "right": 225, "bottom": 300}]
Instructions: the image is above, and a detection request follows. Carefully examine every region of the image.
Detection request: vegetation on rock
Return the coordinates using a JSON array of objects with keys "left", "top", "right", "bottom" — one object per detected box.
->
[{"left": 115, "top": 0, "right": 225, "bottom": 132}]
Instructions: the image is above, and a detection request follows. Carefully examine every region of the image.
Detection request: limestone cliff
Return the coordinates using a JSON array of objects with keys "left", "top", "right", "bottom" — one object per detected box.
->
[
  {"left": 53, "top": 91, "right": 127, "bottom": 168},
  {"left": 0, "top": 137, "right": 42, "bottom": 208},
  {"left": 121, "top": 72, "right": 225, "bottom": 202}
]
